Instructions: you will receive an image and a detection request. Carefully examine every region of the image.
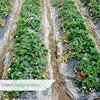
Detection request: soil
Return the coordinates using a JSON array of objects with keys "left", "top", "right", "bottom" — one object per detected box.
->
[{"left": 46, "top": 0, "right": 72, "bottom": 100}]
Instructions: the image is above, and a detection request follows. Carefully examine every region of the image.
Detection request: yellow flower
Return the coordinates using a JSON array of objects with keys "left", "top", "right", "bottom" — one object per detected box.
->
[
  {"left": 0, "top": 20, "right": 4, "bottom": 27},
  {"left": 64, "top": 56, "right": 68, "bottom": 61},
  {"left": 4, "top": 98, "right": 9, "bottom": 100},
  {"left": 62, "top": 28, "right": 65, "bottom": 33},
  {"left": 40, "top": 37, "right": 42, "bottom": 40},
  {"left": 8, "top": 47, "right": 13, "bottom": 51},
  {"left": 45, "top": 68, "right": 49, "bottom": 73},
  {"left": 60, "top": 17, "right": 63, "bottom": 22},
  {"left": 60, "top": 7, "right": 63, "bottom": 11},
  {"left": 42, "top": 74, "right": 48, "bottom": 79},
  {"left": 11, "top": 52, "right": 16, "bottom": 59},
  {"left": 63, "top": 39, "right": 67, "bottom": 43},
  {"left": 60, "top": 58, "right": 64, "bottom": 63}
]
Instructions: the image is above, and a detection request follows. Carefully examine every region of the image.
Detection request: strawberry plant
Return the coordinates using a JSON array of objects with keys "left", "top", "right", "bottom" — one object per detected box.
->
[
  {"left": 81, "top": 0, "right": 100, "bottom": 23},
  {"left": 2, "top": 0, "right": 48, "bottom": 99},
  {"left": 9, "top": 0, "right": 47, "bottom": 79},
  {"left": 0, "top": 0, "right": 12, "bottom": 27},
  {"left": 53, "top": 0, "right": 100, "bottom": 93}
]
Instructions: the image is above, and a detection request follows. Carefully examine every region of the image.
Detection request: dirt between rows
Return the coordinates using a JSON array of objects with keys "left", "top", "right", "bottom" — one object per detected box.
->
[{"left": 46, "top": 0, "right": 72, "bottom": 100}]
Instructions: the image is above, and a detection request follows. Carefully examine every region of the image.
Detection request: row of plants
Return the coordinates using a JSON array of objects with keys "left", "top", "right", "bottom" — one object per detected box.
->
[
  {"left": 53, "top": 0, "right": 100, "bottom": 93},
  {"left": 2, "top": 0, "right": 48, "bottom": 99},
  {"left": 80, "top": 0, "right": 100, "bottom": 23},
  {"left": 0, "top": 0, "right": 12, "bottom": 27}
]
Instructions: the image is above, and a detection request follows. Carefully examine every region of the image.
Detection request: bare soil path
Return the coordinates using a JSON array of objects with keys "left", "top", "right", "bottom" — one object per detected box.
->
[{"left": 44, "top": 0, "right": 73, "bottom": 100}]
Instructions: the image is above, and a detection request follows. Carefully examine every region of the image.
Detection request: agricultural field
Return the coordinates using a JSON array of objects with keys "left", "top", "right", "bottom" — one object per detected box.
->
[
  {"left": 0, "top": 0, "right": 100, "bottom": 100},
  {"left": 53, "top": 0, "right": 100, "bottom": 93}
]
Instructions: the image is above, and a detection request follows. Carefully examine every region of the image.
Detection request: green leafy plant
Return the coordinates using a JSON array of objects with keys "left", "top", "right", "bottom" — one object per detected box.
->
[
  {"left": 53, "top": 0, "right": 100, "bottom": 93},
  {"left": 81, "top": 0, "right": 100, "bottom": 23},
  {"left": 0, "top": 0, "right": 12, "bottom": 27},
  {"left": 2, "top": 0, "right": 48, "bottom": 99}
]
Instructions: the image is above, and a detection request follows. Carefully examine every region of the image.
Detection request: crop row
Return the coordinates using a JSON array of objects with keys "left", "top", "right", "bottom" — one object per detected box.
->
[
  {"left": 2, "top": 0, "right": 48, "bottom": 99},
  {"left": 53, "top": 0, "right": 100, "bottom": 93},
  {"left": 81, "top": 0, "right": 100, "bottom": 23},
  {"left": 0, "top": 0, "right": 12, "bottom": 27}
]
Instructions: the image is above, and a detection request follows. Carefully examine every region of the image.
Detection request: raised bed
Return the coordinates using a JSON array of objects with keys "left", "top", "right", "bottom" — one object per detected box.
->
[
  {"left": 53, "top": 0, "right": 100, "bottom": 99},
  {"left": 80, "top": 0, "right": 100, "bottom": 23},
  {"left": 1, "top": 0, "right": 49, "bottom": 99},
  {"left": 0, "top": 0, "right": 48, "bottom": 99}
]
